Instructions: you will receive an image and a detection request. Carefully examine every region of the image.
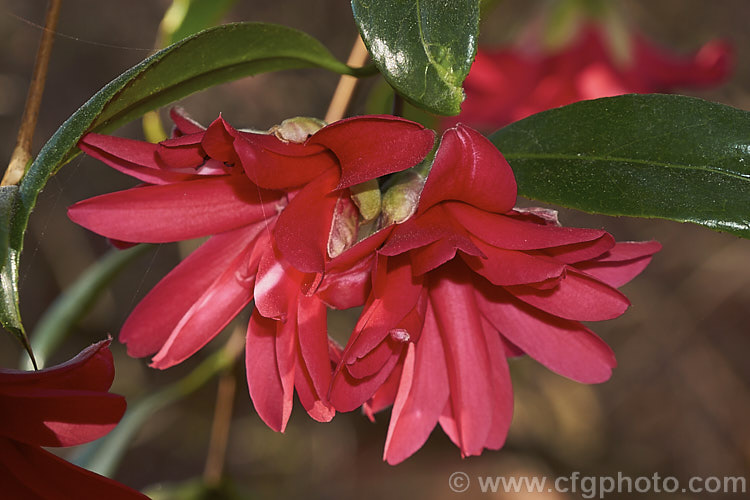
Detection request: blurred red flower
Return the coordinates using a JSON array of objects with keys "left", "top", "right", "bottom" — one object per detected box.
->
[
  {"left": 446, "top": 23, "right": 733, "bottom": 131},
  {"left": 328, "top": 125, "right": 661, "bottom": 464},
  {"left": 0, "top": 340, "right": 145, "bottom": 498},
  {"left": 69, "top": 110, "right": 434, "bottom": 430}
]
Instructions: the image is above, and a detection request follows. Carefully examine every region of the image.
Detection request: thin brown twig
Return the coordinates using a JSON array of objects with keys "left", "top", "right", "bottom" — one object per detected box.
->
[
  {"left": 3, "top": 0, "right": 62, "bottom": 186},
  {"left": 324, "top": 34, "right": 369, "bottom": 124},
  {"left": 202, "top": 325, "right": 244, "bottom": 486}
]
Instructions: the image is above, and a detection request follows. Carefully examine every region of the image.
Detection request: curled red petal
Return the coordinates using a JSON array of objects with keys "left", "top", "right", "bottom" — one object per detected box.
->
[
  {"left": 308, "top": 115, "right": 435, "bottom": 188},
  {"left": 234, "top": 132, "right": 333, "bottom": 189},
  {"left": 462, "top": 237, "right": 566, "bottom": 286},
  {"left": 380, "top": 204, "right": 480, "bottom": 258},
  {"left": 447, "top": 202, "right": 608, "bottom": 250},
  {"left": 79, "top": 134, "right": 197, "bottom": 184},
  {"left": 202, "top": 116, "right": 239, "bottom": 163},
  {"left": 418, "top": 125, "right": 516, "bottom": 214}
]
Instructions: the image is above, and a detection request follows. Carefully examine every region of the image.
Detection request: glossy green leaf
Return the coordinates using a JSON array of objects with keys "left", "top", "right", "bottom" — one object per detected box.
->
[
  {"left": 0, "top": 185, "right": 34, "bottom": 365},
  {"left": 491, "top": 94, "right": 750, "bottom": 238},
  {"left": 352, "top": 0, "right": 480, "bottom": 115},
  {"left": 0, "top": 22, "right": 374, "bottom": 337}
]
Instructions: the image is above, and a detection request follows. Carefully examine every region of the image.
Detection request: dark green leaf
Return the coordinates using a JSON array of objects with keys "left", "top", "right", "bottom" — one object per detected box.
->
[
  {"left": 352, "top": 0, "right": 480, "bottom": 115},
  {"left": 0, "top": 185, "right": 34, "bottom": 365},
  {"left": 491, "top": 94, "right": 750, "bottom": 238},
  {"left": 0, "top": 22, "right": 374, "bottom": 336}
]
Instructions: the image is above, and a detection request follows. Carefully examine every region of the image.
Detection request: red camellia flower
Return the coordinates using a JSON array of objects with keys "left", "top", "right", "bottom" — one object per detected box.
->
[
  {"left": 447, "top": 23, "right": 733, "bottom": 131},
  {"left": 0, "top": 340, "right": 146, "bottom": 498},
  {"left": 328, "top": 125, "right": 661, "bottom": 464},
  {"left": 68, "top": 110, "right": 434, "bottom": 430}
]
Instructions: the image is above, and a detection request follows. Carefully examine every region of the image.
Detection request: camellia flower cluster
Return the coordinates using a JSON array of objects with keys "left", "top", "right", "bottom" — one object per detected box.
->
[
  {"left": 69, "top": 110, "right": 659, "bottom": 463},
  {"left": 0, "top": 340, "right": 147, "bottom": 498},
  {"left": 446, "top": 21, "right": 733, "bottom": 131}
]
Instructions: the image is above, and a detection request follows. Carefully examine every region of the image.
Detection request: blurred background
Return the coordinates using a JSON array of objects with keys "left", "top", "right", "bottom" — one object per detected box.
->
[{"left": 1, "top": 0, "right": 749, "bottom": 498}]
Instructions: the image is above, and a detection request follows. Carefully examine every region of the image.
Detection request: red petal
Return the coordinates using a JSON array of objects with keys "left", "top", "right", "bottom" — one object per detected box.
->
[
  {"left": 317, "top": 254, "right": 374, "bottom": 309},
  {"left": 294, "top": 347, "right": 335, "bottom": 423},
  {"left": 346, "top": 255, "right": 423, "bottom": 362},
  {"left": 477, "top": 285, "right": 616, "bottom": 383},
  {"left": 80, "top": 134, "right": 197, "bottom": 184},
  {"left": 201, "top": 116, "right": 239, "bottom": 163},
  {"left": 297, "top": 296, "right": 332, "bottom": 400},
  {"left": 308, "top": 115, "right": 435, "bottom": 188},
  {"left": 170, "top": 107, "right": 205, "bottom": 134},
  {"left": 380, "top": 204, "right": 479, "bottom": 258},
  {"left": 462, "top": 237, "right": 566, "bottom": 286},
  {"left": 274, "top": 170, "right": 339, "bottom": 273},
  {"left": 68, "top": 175, "right": 281, "bottom": 243},
  {"left": 0, "top": 391, "right": 125, "bottom": 447},
  {"left": 346, "top": 337, "right": 401, "bottom": 379},
  {"left": 234, "top": 133, "right": 333, "bottom": 189},
  {"left": 246, "top": 312, "right": 292, "bottom": 432},
  {"left": 0, "top": 440, "right": 147, "bottom": 499},
  {"left": 418, "top": 125, "right": 516, "bottom": 214},
  {"left": 428, "top": 263, "right": 494, "bottom": 456},
  {"left": 575, "top": 241, "right": 661, "bottom": 288},
  {"left": 363, "top": 361, "right": 403, "bottom": 419},
  {"left": 0, "top": 340, "right": 113, "bottom": 391},
  {"left": 254, "top": 242, "right": 299, "bottom": 321},
  {"left": 120, "top": 224, "right": 260, "bottom": 357},
  {"left": 149, "top": 234, "right": 261, "bottom": 369},
  {"left": 157, "top": 133, "right": 206, "bottom": 169},
  {"left": 447, "top": 202, "right": 608, "bottom": 250},
  {"left": 479, "top": 317, "right": 513, "bottom": 449},
  {"left": 543, "top": 232, "right": 615, "bottom": 264},
  {"left": 506, "top": 268, "right": 630, "bottom": 321},
  {"left": 383, "top": 305, "right": 450, "bottom": 465}
]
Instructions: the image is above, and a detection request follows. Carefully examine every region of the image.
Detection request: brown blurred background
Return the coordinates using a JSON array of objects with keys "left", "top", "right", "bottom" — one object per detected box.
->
[{"left": 1, "top": 0, "right": 749, "bottom": 498}]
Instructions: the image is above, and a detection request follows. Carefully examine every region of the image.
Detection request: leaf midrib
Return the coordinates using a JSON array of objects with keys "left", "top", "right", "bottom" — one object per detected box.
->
[{"left": 502, "top": 152, "right": 750, "bottom": 183}]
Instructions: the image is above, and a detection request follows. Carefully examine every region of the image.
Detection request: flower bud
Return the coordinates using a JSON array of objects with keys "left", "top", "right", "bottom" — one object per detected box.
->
[
  {"left": 270, "top": 117, "right": 327, "bottom": 143},
  {"left": 381, "top": 171, "right": 425, "bottom": 225},
  {"left": 349, "top": 179, "right": 382, "bottom": 223}
]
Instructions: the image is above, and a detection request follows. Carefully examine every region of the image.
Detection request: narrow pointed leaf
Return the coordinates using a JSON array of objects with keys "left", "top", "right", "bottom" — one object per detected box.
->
[
  {"left": 491, "top": 94, "right": 750, "bottom": 239},
  {"left": 352, "top": 0, "right": 480, "bottom": 115}
]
